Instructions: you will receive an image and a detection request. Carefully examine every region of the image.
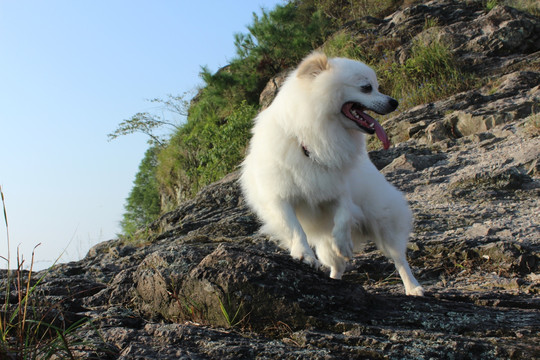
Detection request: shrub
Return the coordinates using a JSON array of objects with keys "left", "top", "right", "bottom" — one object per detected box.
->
[
  {"left": 194, "top": 101, "right": 257, "bottom": 187},
  {"left": 120, "top": 146, "right": 161, "bottom": 236},
  {"left": 156, "top": 102, "right": 258, "bottom": 202}
]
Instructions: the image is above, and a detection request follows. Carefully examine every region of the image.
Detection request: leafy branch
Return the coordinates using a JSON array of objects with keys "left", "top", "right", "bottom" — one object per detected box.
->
[{"left": 107, "top": 93, "right": 191, "bottom": 146}]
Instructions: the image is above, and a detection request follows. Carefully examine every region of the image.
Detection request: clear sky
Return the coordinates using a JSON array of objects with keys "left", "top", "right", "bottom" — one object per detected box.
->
[{"left": 0, "top": 0, "right": 283, "bottom": 270}]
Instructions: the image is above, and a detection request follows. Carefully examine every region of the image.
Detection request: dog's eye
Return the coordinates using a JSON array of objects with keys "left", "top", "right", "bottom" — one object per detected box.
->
[{"left": 361, "top": 84, "right": 373, "bottom": 93}]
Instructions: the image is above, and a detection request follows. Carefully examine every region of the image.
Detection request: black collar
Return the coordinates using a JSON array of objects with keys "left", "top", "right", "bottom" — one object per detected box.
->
[{"left": 301, "top": 143, "right": 310, "bottom": 157}]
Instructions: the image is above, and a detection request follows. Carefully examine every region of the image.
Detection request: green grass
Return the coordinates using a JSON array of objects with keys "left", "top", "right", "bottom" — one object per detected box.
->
[
  {"left": 523, "top": 112, "right": 540, "bottom": 137},
  {"left": 156, "top": 100, "right": 258, "bottom": 201},
  {"left": 313, "top": 0, "right": 400, "bottom": 26},
  {"left": 324, "top": 28, "right": 482, "bottom": 149},
  {"left": 217, "top": 294, "right": 246, "bottom": 329},
  {"left": 487, "top": 0, "right": 540, "bottom": 16},
  {"left": 386, "top": 38, "right": 476, "bottom": 108},
  {"left": 324, "top": 29, "right": 479, "bottom": 110},
  {"left": 485, "top": 0, "right": 499, "bottom": 11}
]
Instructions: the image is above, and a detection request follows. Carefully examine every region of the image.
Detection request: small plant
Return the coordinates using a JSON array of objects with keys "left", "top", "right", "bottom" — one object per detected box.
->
[
  {"left": 172, "top": 293, "right": 205, "bottom": 325},
  {"left": 423, "top": 16, "right": 439, "bottom": 29},
  {"left": 485, "top": 0, "right": 498, "bottom": 11},
  {"left": 118, "top": 226, "right": 155, "bottom": 247},
  {"left": 523, "top": 112, "right": 540, "bottom": 137},
  {"left": 486, "top": 0, "right": 540, "bottom": 16},
  {"left": 323, "top": 31, "right": 365, "bottom": 60},
  {"left": 217, "top": 294, "right": 246, "bottom": 328}
]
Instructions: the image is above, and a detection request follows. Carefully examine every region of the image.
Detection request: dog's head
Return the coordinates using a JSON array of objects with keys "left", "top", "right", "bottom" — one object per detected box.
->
[{"left": 296, "top": 52, "right": 398, "bottom": 149}]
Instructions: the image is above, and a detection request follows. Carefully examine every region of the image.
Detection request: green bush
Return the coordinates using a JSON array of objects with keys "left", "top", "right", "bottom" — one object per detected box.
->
[
  {"left": 195, "top": 101, "right": 258, "bottom": 187},
  {"left": 323, "top": 31, "right": 366, "bottom": 60},
  {"left": 157, "top": 102, "right": 258, "bottom": 202},
  {"left": 120, "top": 146, "right": 161, "bottom": 236}
]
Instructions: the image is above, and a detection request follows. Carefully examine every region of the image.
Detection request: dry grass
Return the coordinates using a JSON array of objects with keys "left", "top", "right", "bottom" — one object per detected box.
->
[{"left": 0, "top": 186, "right": 94, "bottom": 359}]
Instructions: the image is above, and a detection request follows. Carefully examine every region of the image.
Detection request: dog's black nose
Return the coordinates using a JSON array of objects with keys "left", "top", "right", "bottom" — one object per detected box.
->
[{"left": 388, "top": 98, "right": 399, "bottom": 111}]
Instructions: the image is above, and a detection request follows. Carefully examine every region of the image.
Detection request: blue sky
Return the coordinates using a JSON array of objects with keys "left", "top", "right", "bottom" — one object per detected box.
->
[{"left": 0, "top": 0, "right": 283, "bottom": 269}]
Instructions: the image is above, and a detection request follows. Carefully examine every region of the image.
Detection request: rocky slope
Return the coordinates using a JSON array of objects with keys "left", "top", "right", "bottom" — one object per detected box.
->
[{"left": 2, "top": 1, "right": 539, "bottom": 359}]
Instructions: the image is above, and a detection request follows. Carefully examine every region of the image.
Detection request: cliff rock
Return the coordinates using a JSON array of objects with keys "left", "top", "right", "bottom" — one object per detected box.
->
[{"left": 2, "top": 1, "right": 539, "bottom": 359}]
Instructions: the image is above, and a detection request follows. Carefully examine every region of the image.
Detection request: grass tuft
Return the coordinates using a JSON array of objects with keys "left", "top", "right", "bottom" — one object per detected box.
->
[
  {"left": 488, "top": 0, "right": 540, "bottom": 16},
  {"left": 217, "top": 294, "right": 246, "bottom": 329},
  {"left": 379, "top": 37, "right": 478, "bottom": 109},
  {"left": 1, "top": 186, "right": 96, "bottom": 359},
  {"left": 523, "top": 112, "right": 540, "bottom": 137},
  {"left": 324, "top": 30, "right": 479, "bottom": 112}
]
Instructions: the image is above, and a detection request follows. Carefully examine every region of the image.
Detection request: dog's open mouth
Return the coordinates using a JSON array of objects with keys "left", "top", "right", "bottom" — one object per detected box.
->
[{"left": 341, "top": 102, "right": 391, "bottom": 149}]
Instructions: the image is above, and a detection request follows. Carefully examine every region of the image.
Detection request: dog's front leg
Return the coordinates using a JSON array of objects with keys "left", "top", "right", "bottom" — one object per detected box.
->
[{"left": 270, "top": 200, "right": 319, "bottom": 267}]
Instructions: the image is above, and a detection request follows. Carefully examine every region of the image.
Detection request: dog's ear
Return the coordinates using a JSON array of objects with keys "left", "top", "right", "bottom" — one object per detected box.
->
[{"left": 296, "top": 52, "right": 330, "bottom": 78}]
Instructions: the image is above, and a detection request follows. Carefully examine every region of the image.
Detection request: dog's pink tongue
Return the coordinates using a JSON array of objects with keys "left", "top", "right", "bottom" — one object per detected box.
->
[{"left": 360, "top": 112, "right": 391, "bottom": 150}]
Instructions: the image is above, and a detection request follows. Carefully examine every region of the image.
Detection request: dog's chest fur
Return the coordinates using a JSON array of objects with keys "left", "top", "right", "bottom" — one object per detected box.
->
[{"left": 280, "top": 142, "right": 356, "bottom": 205}]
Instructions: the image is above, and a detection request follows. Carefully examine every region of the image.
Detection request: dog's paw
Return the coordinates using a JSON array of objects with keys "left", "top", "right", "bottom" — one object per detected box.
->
[
  {"left": 290, "top": 244, "right": 320, "bottom": 268},
  {"left": 406, "top": 286, "right": 425, "bottom": 297},
  {"left": 302, "top": 254, "right": 321, "bottom": 268},
  {"left": 329, "top": 268, "right": 344, "bottom": 280}
]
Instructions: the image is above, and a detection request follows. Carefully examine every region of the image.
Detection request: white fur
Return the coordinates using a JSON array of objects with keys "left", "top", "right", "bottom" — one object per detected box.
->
[{"left": 240, "top": 53, "right": 424, "bottom": 296}]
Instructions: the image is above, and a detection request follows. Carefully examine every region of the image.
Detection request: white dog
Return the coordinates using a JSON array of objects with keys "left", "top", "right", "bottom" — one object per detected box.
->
[{"left": 240, "top": 52, "right": 424, "bottom": 296}]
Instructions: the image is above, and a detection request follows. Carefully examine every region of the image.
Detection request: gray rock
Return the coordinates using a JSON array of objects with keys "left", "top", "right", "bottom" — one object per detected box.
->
[
  {"left": 22, "top": 112, "right": 537, "bottom": 360},
  {"left": 2, "top": 1, "right": 539, "bottom": 358},
  {"left": 386, "top": 70, "right": 540, "bottom": 146}
]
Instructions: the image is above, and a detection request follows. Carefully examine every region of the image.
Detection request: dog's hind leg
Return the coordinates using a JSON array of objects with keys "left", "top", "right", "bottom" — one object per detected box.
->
[
  {"left": 372, "top": 228, "right": 424, "bottom": 296},
  {"left": 376, "top": 238, "right": 424, "bottom": 296},
  {"left": 392, "top": 255, "right": 424, "bottom": 296}
]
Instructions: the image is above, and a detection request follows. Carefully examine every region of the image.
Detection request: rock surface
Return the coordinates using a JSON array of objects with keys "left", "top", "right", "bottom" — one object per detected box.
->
[{"left": 2, "top": 1, "right": 539, "bottom": 359}]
